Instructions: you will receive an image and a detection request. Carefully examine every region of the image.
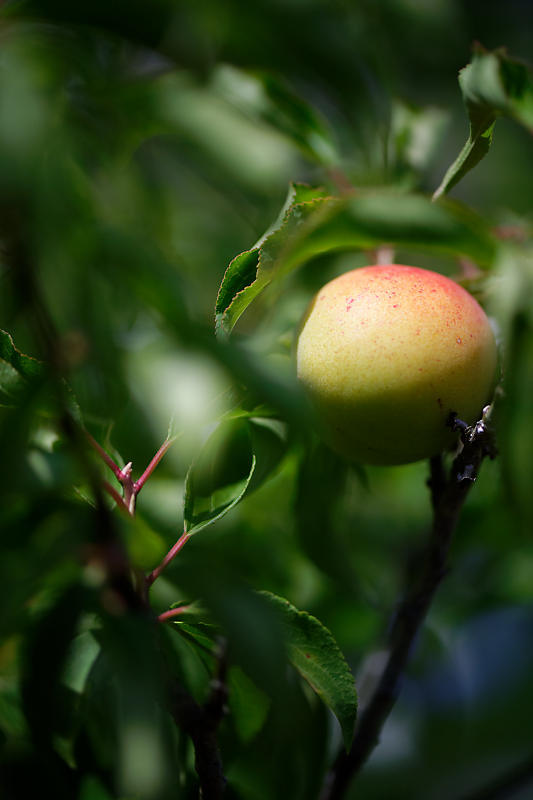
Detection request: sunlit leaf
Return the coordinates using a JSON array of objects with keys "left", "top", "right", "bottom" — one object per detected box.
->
[
  {"left": 183, "top": 421, "right": 256, "bottom": 535},
  {"left": 261, "top": 592, "right": 357, "bottom": 750},
  {"left": 434, "top": 48, "right": 533, "bottom": 199},
  {"left": 62, "top": 631, "right": 101, "bottom": 695},
  {"left": 390, "top": 101, "right": 449, "bottom": 174},
  {"left": 183, "top": 417, "right": 286, "bottom": 535},
  {"left": 215, "top": 182, "right": 330, "bottom": 337},
  {"left": 213, "top": 65, "right": 339, "bottom": 165},
  {"left": 0, "top": 330, "right": 43, "bottom": 405},
  {"left": 173, "top": 620, "right": 217, "bottom": 660},
  {"left": 156, "top": 72, "right": 299, "bottom": 190}
]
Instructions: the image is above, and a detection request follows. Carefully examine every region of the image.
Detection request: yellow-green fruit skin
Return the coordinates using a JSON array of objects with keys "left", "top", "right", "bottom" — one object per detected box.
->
[{"left": 296, "top": 264, "right": 498, "bottom": 465}]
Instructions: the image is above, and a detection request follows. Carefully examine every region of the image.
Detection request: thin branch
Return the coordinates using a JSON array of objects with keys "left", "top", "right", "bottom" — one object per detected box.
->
[
  {"left": 427, "top": 453, "right": 446, "bottom": 512},
  {"left": 320, "top": 408, "right": 496, "bottom": 800},
  {"left": 87, "top": 430, "right": 176, "bottom": 514},
  {"left": 166, "top": 641, "right": 228, "bottom": 800},
  {"left": 204, "top": 638, "right": 228, "bottom": 730},
  {"left": 167, "top": 691, "right": 226, "bottom": 800},
  {"left": 146, "top": 531, "right": 191, "bottom": 587},
  {"left": 134, "top": 436, "right": 177, "bottom": 495},
  {"left": 85, "top": 430, "right": 124, "bottom": 481},
  {"left": 158, "top": 605, "right": 191, "bottom": 623},
  {"left": 101, "top": 479, "right": 131, "bottom": 514}
]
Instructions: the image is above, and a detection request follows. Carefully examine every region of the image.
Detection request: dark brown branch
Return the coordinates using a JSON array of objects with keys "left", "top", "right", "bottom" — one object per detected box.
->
[
  {"left": 428, "top": 453, "right": 446, "bottom": 511},
  {"left": 167, "top": 639, "right": 228, "bottom": 799},
  {"left": 320, "top": 409, "right": 496, "bottom": 800}
]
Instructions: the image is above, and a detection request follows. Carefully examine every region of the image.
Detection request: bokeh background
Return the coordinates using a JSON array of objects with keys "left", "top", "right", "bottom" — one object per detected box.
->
[{"left": 1, "top": 1, "right": 533, "bottom": 799}]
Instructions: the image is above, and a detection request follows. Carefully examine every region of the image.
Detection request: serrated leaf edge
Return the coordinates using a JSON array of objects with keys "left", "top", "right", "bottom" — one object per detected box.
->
[
  {"left": 215, "top": 188, "right": 334, "bottom": 336},
  {"left": 183, "top": 451, "right": 257, "bottom": 536},
  {"left": 260, "top": 591, "right": 357, "bottom": 749}
]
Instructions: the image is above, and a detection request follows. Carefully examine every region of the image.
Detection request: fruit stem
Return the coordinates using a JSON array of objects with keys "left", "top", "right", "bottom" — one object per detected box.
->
[{"left": 101, "top": 479, "right": 130, "bottom": 514}]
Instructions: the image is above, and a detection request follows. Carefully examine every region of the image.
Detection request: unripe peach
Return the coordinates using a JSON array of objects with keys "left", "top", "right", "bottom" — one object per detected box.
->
[{"left": 296, "top": 264, "right": 497, "bottom": 465}]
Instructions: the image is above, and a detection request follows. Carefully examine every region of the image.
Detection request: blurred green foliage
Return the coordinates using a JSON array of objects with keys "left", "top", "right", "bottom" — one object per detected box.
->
[{"left": 1, "top": 1, "right": 533, "bottom": 799}]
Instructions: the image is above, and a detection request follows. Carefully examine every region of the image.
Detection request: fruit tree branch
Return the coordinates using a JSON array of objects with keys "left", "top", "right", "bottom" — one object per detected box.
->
[
  {"left": 134, "top": 435, "right": 178, "bottom": 495},
  {"left": 146, "top": 531, "right": 191, "bottom": 587},
  {"left": 166, "top": 638, "right": 228, "bottom": 800},
  {"left": 157, "top": 605, "right": 191, "bottom": 623},
  {"left": 320, "top": 407, "right": 496, "bottom": 800},
  {"left": 85, "top": 430, "right": 177, "bottom": 515}
]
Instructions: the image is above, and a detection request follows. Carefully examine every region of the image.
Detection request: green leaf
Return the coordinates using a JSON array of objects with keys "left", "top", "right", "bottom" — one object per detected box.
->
[
  {"left": 0, "top": 687, "right": 28, "bottom": 740},
  {"left": 215, "top": 182, "right": 330, "bottom": 337},
  {"left": 390, "top": 101, "right": 449, "bottom": 174},
  {"left": 183, "top": 420, "right": 256, "bottom": 535},
  {"left": 183, "top": 417, "right": 286, "bottom": 535},
  {"left": 227, "top": 665, "right": 271, "bottom": 743},
  {"left": 62, "top": 631, "right": 101, "bottom": 695},
  {"left": 298, "top": 192, "right": 495, "bottom": 264},
  {"left": 80, "top": 649, "right": 119, "bottom": 772},
  {"left": 172, "top": 621, "right": 218, "bottom": 672},
  {"left": 295, "top": 442, "right": 355, "bottom": 585},
  {"left": 434, "top": 48, "right": 533, "bottom": 199},
  {"left": 0, "top": 330, "right": 82, "bottom": 423},
  {"left": 0, "top": 329, "right": 43, "bottom": 404},
  {"left": 20, "top": 585, "right": 84, "bottom": 747},
  {"left": 260, "top": 592, "right": 357, "bottom": 750},
  {"left": 93, "top": 615, "right": 175, "bottom": 797},
  {"left": 216, "top": 187, "right": 496, "bottom": 336},
  {"left": 213, "top": 65, "right": 339, "bottom": 165},
  {"left": 78, "top": 775, "right": 115, "bottom": 800},
  {"left": 247, "top": 418, "right": 287, "bottom": 494},
  {"left": 120, "top": 512, "right": 166, "bottom": 570},
  {"left": 491, "top": 243, "right": 533, "bottom": 536},
  {"left": 159, "top": 623, "right": 213, "bottom": 704},
  {"left": 169, "top": 616, "right": 271, "bottom": 742},
  {"left": 221, "top": 402, "right": 282, "bottom": 423}
]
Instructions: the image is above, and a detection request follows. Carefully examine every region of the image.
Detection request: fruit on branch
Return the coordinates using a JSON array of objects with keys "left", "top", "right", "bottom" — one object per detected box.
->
[{"left": 296, "top": 264, "right": 498, "bottom": 465}]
